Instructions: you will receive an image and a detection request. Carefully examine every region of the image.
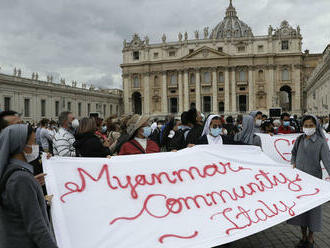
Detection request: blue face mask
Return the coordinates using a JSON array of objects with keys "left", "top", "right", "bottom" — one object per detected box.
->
[
  {"left": 101, "top": 126, "right": 107, "bottom": 133},
  {"left": 210, "top": 128, "right": 222, "bottom": 137},
  {"left": 143, "top": 126, "right": 152, "bottom": 138},
  {"left": 283, "top": 121, "right": 290, "bottom": 127}
]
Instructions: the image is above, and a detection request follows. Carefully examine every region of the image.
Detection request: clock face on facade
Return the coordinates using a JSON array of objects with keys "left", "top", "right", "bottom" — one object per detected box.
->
[{"left": 282, "top": 28, "right": 289, "bottom": 35}]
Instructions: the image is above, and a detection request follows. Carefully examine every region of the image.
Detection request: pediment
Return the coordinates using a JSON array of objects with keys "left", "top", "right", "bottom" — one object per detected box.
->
[{"left": 181, "top": 46, "right": 229, "bottom": 60}]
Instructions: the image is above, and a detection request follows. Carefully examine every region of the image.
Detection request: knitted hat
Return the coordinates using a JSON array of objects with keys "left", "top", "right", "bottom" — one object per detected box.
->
[{"left": 126, "top": 114, "right": 150, "bottom": 139}]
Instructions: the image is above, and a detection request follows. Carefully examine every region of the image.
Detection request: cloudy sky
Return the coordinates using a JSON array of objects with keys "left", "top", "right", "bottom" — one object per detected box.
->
[{"left": 0, "top": 0, "right": 329, "bottom": 89}]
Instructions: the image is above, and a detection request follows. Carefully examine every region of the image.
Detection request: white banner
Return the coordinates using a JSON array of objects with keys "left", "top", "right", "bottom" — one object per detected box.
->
[
  {"left": 43, "top": 145, "right": 330, "bottom": 248},
  {"left": 257, "top": 133, "right": 330, "bottom": 181}
]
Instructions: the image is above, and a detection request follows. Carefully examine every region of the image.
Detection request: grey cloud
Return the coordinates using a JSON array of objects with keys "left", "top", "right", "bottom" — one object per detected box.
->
[{"left": 0, "top": 0, "right": 329, "bottom": 90}]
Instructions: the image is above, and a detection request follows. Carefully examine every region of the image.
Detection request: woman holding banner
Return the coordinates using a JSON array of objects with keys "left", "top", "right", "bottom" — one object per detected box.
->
[
  {"left": 199, "top": 115, "right": 243, "bottom": 145},
  {"left": 0, "top": 124, "right": 58, "bottom": 248},
  {"left": 234, "top": 115, "right": 262, "bottom": 147},
  {"left": 288, "top": 115, "right": 330, "bottom": 248},
  {"left": 119, "top": 114, "right": 160, "bottom": 155}
]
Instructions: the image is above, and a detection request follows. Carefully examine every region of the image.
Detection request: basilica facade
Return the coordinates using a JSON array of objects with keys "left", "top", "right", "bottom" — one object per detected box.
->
[{"left": 121, "top": 0, "right": 322, "bottom": 117}]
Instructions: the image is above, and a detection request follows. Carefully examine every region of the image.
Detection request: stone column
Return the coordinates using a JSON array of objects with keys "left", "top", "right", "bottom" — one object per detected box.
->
[
  {"left": 195, "top": 68, "right": 201, "bottom": 111},
  {"left": 143, "top": 73, "right": 150, "bottom": 115},
  {"left": 123, "top": 75, "right": 130, "bottom": 114},
  {"left": 178, "top": 70, "right": 184, "bottom": 113},
  {"left": 224, "top": 68, "right": 230, "bottom": 113},
  {"left": 267, "top": 65, "right": 276, "bottom": 109},
  {"left": 231, "top": 68, "right": 237, "bottom": 113},
  {"left": 161, "top": 72, "right": 168, "bottom": 114},
  {"left": 248, "top": 67, "right": 254, "bottom": 111},
  {"left": 212, "top": 68, "right": 218, "bottom": 113},
  {"left": 294, "top": 65, "right": 301, "bottom": 113},
  {"left": 183, "top": 70, "right": 189, "bottom": 110}
]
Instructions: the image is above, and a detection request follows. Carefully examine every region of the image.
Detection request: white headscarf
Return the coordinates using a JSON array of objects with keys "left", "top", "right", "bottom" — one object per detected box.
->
[
  {"left": 201, "top": 115, "right": 223, "bottom": 145},
  {"left": 202, "top": 115, "right": 220, "bottom": 136}
]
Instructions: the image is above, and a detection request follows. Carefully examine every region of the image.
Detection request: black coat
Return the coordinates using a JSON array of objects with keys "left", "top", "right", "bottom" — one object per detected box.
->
[
  {"left": 74, "top": 132, "right": 111, "bottom": 157},
  {"left": 198, "top": 134, "right": 245, "bottom": 145},
  {"left": 186, "top": 124, "right": 203, "bottom": 145}
]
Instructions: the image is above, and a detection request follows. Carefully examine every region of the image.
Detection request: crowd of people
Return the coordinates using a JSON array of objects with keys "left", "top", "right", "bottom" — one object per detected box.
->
[{"left": 0, "top": 108, "right": 330, "bottom": 248}]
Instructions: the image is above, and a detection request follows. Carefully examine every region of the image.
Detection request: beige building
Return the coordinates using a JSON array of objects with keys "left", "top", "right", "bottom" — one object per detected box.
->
[
  {"left": 306, "top": 45, "right": 330, "bottom": 116},
  {"left": 121, "top": 0, "right": 321, "bottom": 117},
  {"left": 0, "top": 71, "right": 123, "bottom": 123}
]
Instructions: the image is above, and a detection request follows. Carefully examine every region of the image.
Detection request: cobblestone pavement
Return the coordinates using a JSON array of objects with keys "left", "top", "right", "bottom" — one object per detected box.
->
[{"left": 216, "top": 202, "right": 330, "bottom": 248}]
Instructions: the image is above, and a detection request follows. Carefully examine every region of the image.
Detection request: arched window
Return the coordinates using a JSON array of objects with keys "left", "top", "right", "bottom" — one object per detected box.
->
[
  {"left": 190, "top": 73, "right": 196, "bottom": 84},
  {"left": 170, "top": 74, "right": 177, "bottom": 85},
  {"left": 258, "top": 70, "right": 264, "bottom": 81},
  {"left": 219, "top": 72, "right": 224, "bottom": 83},
  {"left": 204, "top": 72, "right": 211, "bottom": 83},
  {"left": 133, "top": 76, "right": 140, "bottom": 88},
  {"left": 282, "top": 69, "right": 290, "bottom": 81},
  {"left": 239, "top": 71, "right": 246, "bottom": 81}
]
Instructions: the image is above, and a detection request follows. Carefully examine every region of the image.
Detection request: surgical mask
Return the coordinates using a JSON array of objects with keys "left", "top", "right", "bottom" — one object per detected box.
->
[
  {"left": 303, "top": 128, "right": 316, "bottom": 136},
  {"left": 168, "top": 130, "right": 175, "bottom": 139},
  {"left": 283, "top": 121, "right": 290, "bottom": 127},
  {"left": 255, "top": 119, "right": 262, "bottom": 127},
  {"left": 101, "top": 126, "right": 107, "bottom": 133},
  {"left": 23, "top": 145, "right": 39, "bottom": 163},
  {"left": 210, "top": 128, "right": 222, "bottom": 137},
  {"left": 72, "top": 119, "right": 79, "bottom": 129},
  {"left": 143, "top": 126, "right": 152, "bottom": 138}
]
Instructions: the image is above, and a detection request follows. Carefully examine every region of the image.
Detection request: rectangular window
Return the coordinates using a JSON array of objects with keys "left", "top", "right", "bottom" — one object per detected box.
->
[
  {"left": 55, "top": 101, "right": 59, "bottom": 117},
  {"left": 203, "top": 96, "right": 211, "bottom": 113},
  {"left": 78, "top": 103, "right": 82, "bottom": 117},
  {"left": 110, "top": 105, "right": 113, "bottom": 115},
  {"left": 281, "top": 40, "right": 289, "bottom": 50},
  {"left": 133, "top": 51, "right": 139, "bottom": 60},
  {"left": 219, "top": 88, "right": 224, "bottom": 92},
  {"left": 67, "top": 102, "right": 71, "bottom": 111},
  {"left": 4, "top": 97, "right": 11, "bottom": 111},
  {"left": 282, "top": 69, "right": 290, "bottom": 81},
  {"left": 103, "top": 104, "right": 106, "bottom": 116},
  {"left": 133, "top": 76, "right": 140, "bottom": 88},
  {"left": 24, "top": 99, "right": 30, "bottom": 117},
  {"left": 258, "top": 45, "right": 264, "bottom": 52},
  {"left": 170, "top": 74, "right": 177, "bottom": 85},
  {"left": 239, "top": 71, "right": 247, "bottom": 81},
  {"left": 170, "top": 98, "right": 178, "bottom": 114},
  {"left": 169, "top": 51, "right": 176, "bottom": 57},
  {"left": 204, "top": 72, "right": 211, "bottom": 84},
  {"left": 41, "top": 100, "right": 46, "bottom": 117},
  {"left": 219, "top": 72, "right": 224, "bottom": 83},
  {"left": 87, "top": 103, "right": 91, "bottom": 115},
  {"left": 217, "top": 47, "right": 223, "bottom": 52},
  {"left": 116, "top": 105, "right": 119, "bottom": 114},
  {"left": 153, "top": 52, "right": 159, "bottom": 58},
  {"left": 238, "top": 46, "right": 246, "bottom": 52},
  {"left": 239, "top": 87, "right": 246, "bottom": 91}
]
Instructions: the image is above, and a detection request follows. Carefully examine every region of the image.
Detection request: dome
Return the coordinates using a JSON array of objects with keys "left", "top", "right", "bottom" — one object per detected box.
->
[{"left": 210, "top": 0, "right": 253, "bottom": 39}]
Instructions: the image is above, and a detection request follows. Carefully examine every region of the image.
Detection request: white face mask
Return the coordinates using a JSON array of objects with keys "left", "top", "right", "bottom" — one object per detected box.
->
[
  {"left": 72, "top": 119, "right": 79, "bottom": 129},
  {"left": 255, "top": 119, "right": 262, "bottom": 127},
  {"left": 23, "top": 145, "right": 39, "bottom": 163},
  {"left": 303, "top": 128, "right": 316, "bottom": 137}
]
